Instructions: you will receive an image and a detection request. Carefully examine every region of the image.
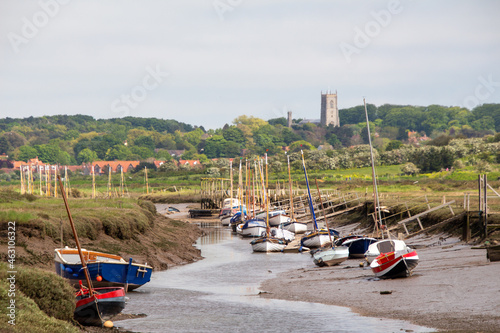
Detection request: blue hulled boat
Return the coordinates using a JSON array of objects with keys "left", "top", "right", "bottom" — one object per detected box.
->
[
  {"left": 340, "top": 236, "right": 378, "bottom": 258},
  {"left": 55, "top": 247, "right": 153, "bottom": 291}
]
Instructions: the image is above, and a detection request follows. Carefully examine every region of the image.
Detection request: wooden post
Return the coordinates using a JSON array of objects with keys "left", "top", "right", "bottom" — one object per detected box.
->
[{"left": 484, "top": 174, "right": 487, "bottom": 237}]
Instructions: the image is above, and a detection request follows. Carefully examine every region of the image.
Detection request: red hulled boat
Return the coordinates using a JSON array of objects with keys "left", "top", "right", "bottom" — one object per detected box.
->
[{"left": 370, "top": 250, "right": 419, "bottom": 278}]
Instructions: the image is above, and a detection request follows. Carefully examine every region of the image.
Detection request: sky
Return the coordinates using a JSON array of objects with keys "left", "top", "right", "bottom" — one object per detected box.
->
[{"left": 1, "top": 0, "right": 500, "bottom": 130}]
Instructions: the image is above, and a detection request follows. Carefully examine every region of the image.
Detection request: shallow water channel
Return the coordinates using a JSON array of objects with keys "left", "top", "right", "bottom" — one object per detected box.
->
[{"left": 116, "top": 225, "right": 435, "bottom": 333}]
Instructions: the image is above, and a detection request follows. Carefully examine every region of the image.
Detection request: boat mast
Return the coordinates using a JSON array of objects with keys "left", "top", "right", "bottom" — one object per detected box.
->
[
  {"left": 364, "top": 98, "right": 384, "bottom": 239},
  {"left": 229, "top": 160, "right": 233, "bottom": 209},
  {"left": 315, "top": 179, "right": 332, "bottom": 244},
  {"left": 287, "top": 155, "right": 295, "bottom": 221},
  {"left": 57, "top": 175, "right": 94, "bottom": 296},
  {"left": 301, "top": 150, "right": 319, "bottom": 231}
]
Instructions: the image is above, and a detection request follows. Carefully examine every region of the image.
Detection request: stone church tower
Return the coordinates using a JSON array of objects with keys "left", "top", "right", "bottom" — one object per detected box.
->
[{"left": 320, "top": 91, "right": 339, "bottom": 127}]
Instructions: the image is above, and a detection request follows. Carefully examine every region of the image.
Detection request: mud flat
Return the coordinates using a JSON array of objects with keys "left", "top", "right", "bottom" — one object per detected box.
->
[{"left": 259, "top": 229, "right": 500, "bottom": 333}]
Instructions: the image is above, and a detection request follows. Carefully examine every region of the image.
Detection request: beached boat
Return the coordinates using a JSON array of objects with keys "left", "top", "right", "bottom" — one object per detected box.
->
[
  {"left": 364, "top": 239, "right": 414, "bottom": 264},
  {"left": 312, "top": 245, "right": 349, "bottom": 267},
  {"left": 298, "top": 150, "right": 339, "bottom": 249},
  {"left": 341, "top": 237, "right": 378, "bottom": 258},
  {"left": 370, "top": 249, "right": 419, "bottom": 278},
  {"left": 301, "top": 228, "right": 339, "bottom": 248},
  {"left": 220, "top": 205, "right": 246, "bottom": 226},
  {"left": 57, "top": 175, "right": 126, "bottom": 326},
  {"left": 54, "top": 247, "right": 153, "bottom": 291},
  {"left": 268, "top": 210, "right": 290, "bottom": 226},
  {"left": 250, "top": 154, "right": 288, "bottom": 253},
  {"left": 74, "top": 283, "right": 126, "bottom": 326},
  {"left": 239, "top": 218, "right": 267, "bottom": 237},
  {"left": 250, "top": 236, "right": 287, "bottom": 252},
  {"left": 270, "top": 226, "right": 295, "bottom": 242},
  {"left": 282, "top": 219, "right": 308, "bottom": 234},
  {"left": 230, "top": 211, "right": 246, "bottom": 232},
  {"left": 281, "top": 155, "right": 308, "bottom": 234}
]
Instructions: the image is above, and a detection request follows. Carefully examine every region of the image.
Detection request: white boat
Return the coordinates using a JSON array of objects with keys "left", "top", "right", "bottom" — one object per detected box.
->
[
  {"left": 365, "top": 239, "right": 414, "bottom": 264},
  {"left": 312, "top": 245, "right": 349, "bottom": 267},
  {"left": 281, "top": 220, "right": 308, "bottom": 234},
  {"left": 250, "top": 236, "right": 287, "bottom": 252},
  {"left": 220, "top": 205, "right": 246, "bottom": 227},
  {"left": 300, "top": 228, "right": 339, "bottom": 248},
  {"left": 370, "top": 248, "right": 419, "bottom": 278},
  {"left": 270, "top": 227, "right": 295, "bottom": 242},
  {"left": 268, "top": 211, "right": 290, "bottom": 226},
  {"left": 240, "top": 219, "right": 267, "bottom": 237}
]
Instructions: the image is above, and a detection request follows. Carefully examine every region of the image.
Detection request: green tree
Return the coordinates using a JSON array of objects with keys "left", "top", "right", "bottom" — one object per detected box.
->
[
  {"left": 17, "top": 145, "right": 38, "bottom": 161},
  {"left": 105, "top": 145, "right": 132, "bottom": 160},
  {"left": 77, "top": 148, "right": 98, "bottom": 164},
  {"left": 385, "top": 140, "right": 402, "bottom": 151},
  {"left": 134, "top": 136, "right": 156, "bottom": 150},
  {"left": 222, "top": 126, "right": 246, "bottom": 145}
]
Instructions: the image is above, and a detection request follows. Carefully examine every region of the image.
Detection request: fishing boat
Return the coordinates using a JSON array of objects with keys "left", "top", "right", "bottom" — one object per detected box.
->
[
  {"left": 54, "top": 247, "right": 153, "bottom": 291},
  {"left": 370, "top": 249, "right": 419, "bottom": 278},
  {"left": 74, "top": 283, "right": 126, "bottom": 326},
  {"left": 341, "top": 236, "right": 378, "bottom": 258},
  {"left": 57, "top": 175, "right": 126, "bottom": 326},
  {"left": 312, "top": 245, "right": 349, "bottom": 267},
  {"left": 364, "top": 239, "right": 414, "bottom": 264}
]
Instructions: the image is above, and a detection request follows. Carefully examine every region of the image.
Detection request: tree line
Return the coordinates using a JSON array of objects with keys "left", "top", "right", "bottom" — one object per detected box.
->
[{"left": 0, "top": 103, "right": 499, "bottom": 174}]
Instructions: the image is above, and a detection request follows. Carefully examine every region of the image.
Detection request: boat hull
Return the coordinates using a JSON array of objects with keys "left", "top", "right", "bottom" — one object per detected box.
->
[
  {"left": 220, "top": 214, "right": 233, "bottom": 226},
  {"left": 282, "top": 220, "right": 308, "bottom": 234},
  {"left": 342, "top": 237, "right": 378, "bottom": 258},
  {"left": 370, "top": 250, "right": 419, "bottom": 278},
  {"left": 55, "top": 249, "right": 152, "bottom": 291},
  {"left": 74, "top": 287, "right": 126, "bottom": 326},
  {"left": 268, "top": 214, "right": 290, "bottom": 227},
  {"left": 313, "top": 246, "right": 349, "bottom": 267},
  {"left": 250, "top": 237, "right": 287, "bottom": 252},
  {"left": 365, "top": 240, "right": 413, "bottom": 264},
  {"left": 301, "top": 229, "right": 339, "bottom": 248},
  {"left": 240, "top": 219, "right": 267, "bottom": 237}
]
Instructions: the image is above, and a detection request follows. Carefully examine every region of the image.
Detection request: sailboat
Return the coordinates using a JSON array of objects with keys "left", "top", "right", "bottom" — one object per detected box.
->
[
  {"left": 310, "top": 179, "right": 348, "bottom": 266},
  {"left": 299, "top": 150, "right": 339, "bottom": 249},
  {"left": 281, "top": 154, "right": 308, "bottom": 234},
  {"left": 361, "top": 98, "right": 419, "bottom": 278},
  {"left": 57, "top": 176, "right": 126, "bottom": 326},
  {"left": 250, "top": 154, "right": 287, "bottom": 252}
]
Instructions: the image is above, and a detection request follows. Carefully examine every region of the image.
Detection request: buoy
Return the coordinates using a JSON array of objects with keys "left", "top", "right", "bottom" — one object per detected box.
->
[
  {"left": 103, "top": 320, "right": 113, "bottom": 328},
  {"left": 96, "top": 275, "right": 102, "bottom": 282},
  {"left": 359, "top": 262, "right": 364, "bottom": 267}
]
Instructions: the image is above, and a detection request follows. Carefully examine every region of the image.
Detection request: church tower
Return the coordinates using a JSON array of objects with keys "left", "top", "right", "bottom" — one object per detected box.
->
[{"left": 320, "top": 91, "right": 339, "bottom": 127}]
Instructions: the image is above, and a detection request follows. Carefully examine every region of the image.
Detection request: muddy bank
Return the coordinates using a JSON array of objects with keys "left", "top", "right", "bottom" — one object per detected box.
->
[{"left": 259, "top": 226, "right": 500, "bottom": 332}]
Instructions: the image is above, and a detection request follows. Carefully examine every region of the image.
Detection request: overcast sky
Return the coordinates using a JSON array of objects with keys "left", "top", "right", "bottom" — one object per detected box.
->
[{"left": 1, "top": 0, "right": 499, "bottom": 130}]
